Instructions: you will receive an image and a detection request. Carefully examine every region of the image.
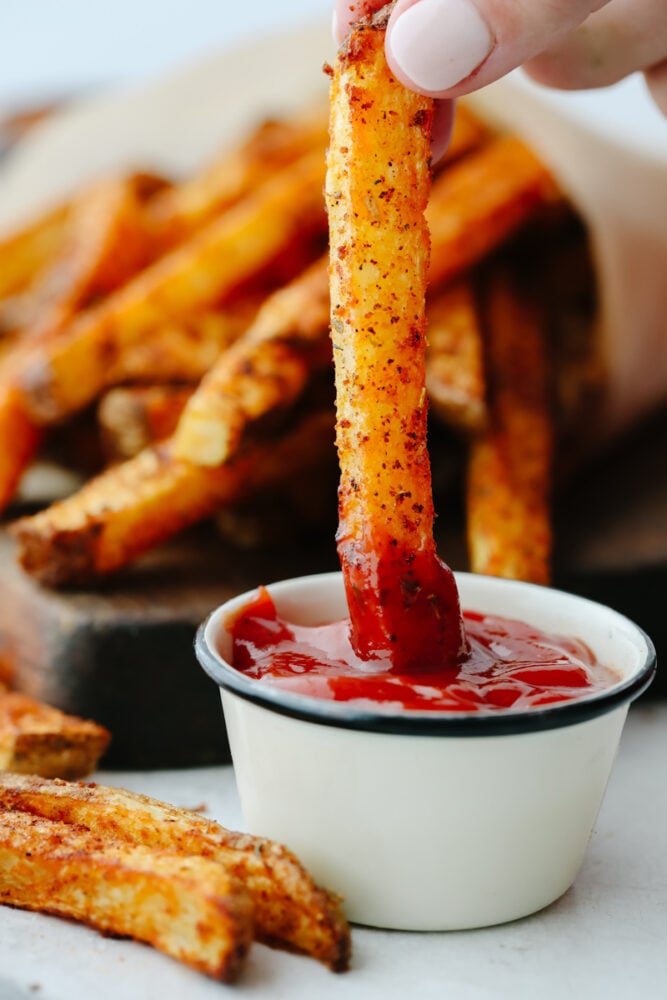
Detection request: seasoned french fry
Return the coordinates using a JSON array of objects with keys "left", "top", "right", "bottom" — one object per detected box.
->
[
  {"left": 12, "top": 408, "right": 334, "bottom": 585},
  {"left": 0, "top": 692, "right": 110, "bottom": 778},
  {"left": 0, "top": 173, "right": 166, "bottom": 340},
  {"left": 466, "top": 267, "right": 553, "bottom": 584},
  {"left": 98, "top": 384, "right": 194, "bottom": 460},
  {"left": 172, "top": 256, "right": 330, "bottom": 465},
  {"left": 0, "top": 203, "right": 70, "bottom": 303},
  {"left": 0, "top": 774, "right": 351, "bottom": 972},
  {"left": 325, "top": 7, "right": 465, "bottom": 671},
  {"left": 149, "top": 102, "right": 329, "bottom": 246},
  {"left": 428, "top": 136, "right": 560, "bottom": 287},
  {"left": 113, "top": 300, "right": 260, "bottom": 384},
  {"left": 16, "top": 150, "right": 327, "bottom": 425},
  {"left": 0, "top": 383, "right": 42, "bottom": 511},
  {"left": 439, "top": 102, "right": 489, "bottom": 166},
  {"left": 0, "top": 809, "right": 253, "bottom": 982},
  {"left": 425, "top": 279, "right": 487, "bottom": 432}
]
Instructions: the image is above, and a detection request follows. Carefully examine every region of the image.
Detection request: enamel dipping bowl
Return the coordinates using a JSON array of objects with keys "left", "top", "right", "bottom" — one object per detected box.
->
[{"left": 196, "top": 571, "right": 655, "bottom": 931}]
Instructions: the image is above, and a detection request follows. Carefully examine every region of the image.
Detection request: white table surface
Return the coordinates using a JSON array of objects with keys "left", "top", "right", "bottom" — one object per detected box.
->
[{"left": 0, "top": 702, "right": 665, "bottom": 1000}]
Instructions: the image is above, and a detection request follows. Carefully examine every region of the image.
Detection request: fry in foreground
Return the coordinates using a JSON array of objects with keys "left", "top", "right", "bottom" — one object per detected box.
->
[
  {"left": 0, "top": 773, "right": 351, "bottom": 972},
  {"left": 325, "top": 7, "right": 466, "bottom": 670},
  {"left": 0, "top": 808, "right": 253, "bottom": 981}
]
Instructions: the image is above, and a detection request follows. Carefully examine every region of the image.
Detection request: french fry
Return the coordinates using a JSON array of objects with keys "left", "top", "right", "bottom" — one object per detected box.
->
[
  {"left": 0, "top": 809, "right": 253, "bottom": 982},
  {"left": 12, "top": 408, "right": 334, "bottom": 585},
  {"left": 0, "top": 774, "right": 351, "bottom": 972},
  {"left": 0, "top": 384, "right": 42, "bottom": 510},
  {"left": 172, "top": 256, "right": 330, "bottom": 465},
  {"left": 113, "top": 299, "right": 260, "bottom": 384},
  {"left": 439, "top": 102, "right": 489, "bottom": 166},
  {"left": 149, "top": 102, "right": 329, "bottom": 246},
  {"left": 428, "top": 135, "right": 560, "bottom": 287},
  {"left": 0, "top": 692, "right": 110, "bottom": 778},
  {"left": 425, "top": 279, "right": 487, "bottom": 432},
  {"left": 466, "top": 267, "right": 553, "bottom": 584},
  {"left": 16, "top": 150, "right": 327, "bottom": 425},
  {"left": 98, "top": 385, "right": 194, "bottom": 460},
  {"left": 0, "top": 174, "right": 171, "bottom": 511},
  {"left": 325, "top": 7, "right": 465, "bottom": 671},
  {"left": 0, "top": 173, "right": 165, "bottom": 340},
  {"left": 0, "top": 203, "right": 70, "bottom": 304}
]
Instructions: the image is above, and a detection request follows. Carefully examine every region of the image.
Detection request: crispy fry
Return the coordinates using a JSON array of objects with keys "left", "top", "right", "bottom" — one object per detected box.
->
[
  {"left": 0, "top": 774, "right": 351, "bottom": 972},
  {"left": 428, "top": 136, "right": 560, "bottom": 287},
  {"left": 0, "top": 692, "right": 110, "bottom": 778},
  {"left": 466, "top": 267, "right": 553, "bottom": 583},
  {"left": 0, "top": 384, "right": 42, "bottom": 510},
  {"left": 98, "top": 385, "right": 194, "bottom": 460},
  {"left": 113, "top": 300, "right": 260, "bottom": 384},
  {"left": 11, "top": 408, "right": 334, "bottom": 585},
  {"left": 149, "top": 102, "right": 329, "bottom": 246},
  {"left": 425, "top": 279, "right": 487, "bottom": 432},
  {"left": 172, "top": 256, "right": 330, "bottom": 465},
  {"left": 0, "top": 174, "right": 164, "bottom": 340},
  {"left": 16, "top": 150, "right": 327, "bottom": 425},
  {"left": 440, "top": 102, "right": 489, "bottom": 166},
  {"left": 325, "top": 8, "right": 465, "bottom": 670},
  {"left": 0, "top": 203, "right": 70, "bottom": 303},
  {"left": 0, "top": 808, "right": 253, "bottom": 981}
]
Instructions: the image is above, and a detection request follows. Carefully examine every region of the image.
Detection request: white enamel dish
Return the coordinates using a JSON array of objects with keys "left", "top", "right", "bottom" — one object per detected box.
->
[{"left": 197, "top": 571, "right": 655, "bottom": 931}]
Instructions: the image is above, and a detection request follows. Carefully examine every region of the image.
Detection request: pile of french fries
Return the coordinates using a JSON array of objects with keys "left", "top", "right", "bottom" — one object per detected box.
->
[
  {"left": 0, "top": 773, "right": 351, "bottom": 980},
  {"left": 0, "top": 87, "right": 596, "bottom": 588}
]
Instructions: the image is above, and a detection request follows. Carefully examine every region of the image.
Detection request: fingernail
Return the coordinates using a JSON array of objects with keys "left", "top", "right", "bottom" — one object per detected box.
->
[
  {"left": 388, "top": 0, "right": 493, "bottom": 93},
  {"left": 332, "top": 10, "right": 341, "bottom": 45}
]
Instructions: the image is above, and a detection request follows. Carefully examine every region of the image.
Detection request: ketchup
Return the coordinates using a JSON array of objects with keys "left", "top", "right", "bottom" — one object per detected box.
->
[{"left": 228, "top": 587, "right": 618, "bottom": 712}]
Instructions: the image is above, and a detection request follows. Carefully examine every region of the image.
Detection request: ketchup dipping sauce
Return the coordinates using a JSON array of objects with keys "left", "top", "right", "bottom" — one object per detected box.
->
[{"left": 227, "top": 585, "right": 620, "bottom": 713}]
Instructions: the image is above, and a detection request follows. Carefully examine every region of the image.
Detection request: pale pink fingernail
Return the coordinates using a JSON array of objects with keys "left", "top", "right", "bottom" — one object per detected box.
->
[
  {"left": 388, "top": 0, "right": 493, "bottom": 94},
  {"left": 332, "top": 10, "right": 341, "bottom": 45}
]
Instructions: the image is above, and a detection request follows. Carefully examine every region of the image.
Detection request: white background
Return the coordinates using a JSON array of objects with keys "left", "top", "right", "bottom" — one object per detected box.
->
[{"left": 0, "top": 0, "right": 330, "bottom": 109}]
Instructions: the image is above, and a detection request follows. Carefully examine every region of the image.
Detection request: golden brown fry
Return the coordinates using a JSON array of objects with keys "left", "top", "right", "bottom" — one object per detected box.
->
[
  {"left": 466, "top": 267, "right": 553, "bottom": 584},
  {"left": 428, "top": 136, "right": 560, "bottom": 287},
  {"left": 426, "top": 280, "right": 487, "bottom": 432},
  {"left": 0, "top": 384, "right": 42, "bottom": 511},
  {"left": 16, "top": 151, "right": 327, "bottom": 425},
  {"left": 98, "top": 384, "right": 194, "bottom": 460},
  {"left": 0, "top": 203, "right": 70, "bottom": 303},
  {"left": 0, "top": 692, "right": 110, "bottom": 779},
  {"left": 0, "top": 808, "right": 253, "bottom": 982},
  {"left": 0, "top": 774, "right": 351, "bottom": 972},
  {"left": 149, "top": 101, "right": 329, "bottom": 246},
  {"left": 172, "top": 256, "right": 330, "bottom": 465},
  {"left": 112, "top": 299, "right": 260, "bottom": 384},
  {"left": 440, "top": 102, "right": 489, "bottom": 166},
  {"left": 3, "top": 174, "right": 163, "bottom": 339},
  {"left": 11, "top": 408, "right": 334, "bottom": 585},
  {"left": 326, "top": 8, "right": 465, "bottom": 670}
]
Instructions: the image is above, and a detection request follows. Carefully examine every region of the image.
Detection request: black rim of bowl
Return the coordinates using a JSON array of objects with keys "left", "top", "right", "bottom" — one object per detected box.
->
[{"left": 195, "top": 598, "right": 657, "bottom": 737}]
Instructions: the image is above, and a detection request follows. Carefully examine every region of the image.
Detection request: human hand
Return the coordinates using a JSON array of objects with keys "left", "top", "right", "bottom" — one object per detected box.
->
[{"left": 334, "top": 1, "right": 667, "bottom": 155}]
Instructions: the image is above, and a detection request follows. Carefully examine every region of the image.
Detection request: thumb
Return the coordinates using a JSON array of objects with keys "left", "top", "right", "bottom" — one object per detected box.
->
[{"left": 385, "top": 0, "right": 608, "bottom": 97}]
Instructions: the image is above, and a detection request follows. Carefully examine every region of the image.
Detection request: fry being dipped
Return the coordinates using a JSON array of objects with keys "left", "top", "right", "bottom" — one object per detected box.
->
[{"left": 325, "top": 5, "right": 466, "bottom": 671}]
